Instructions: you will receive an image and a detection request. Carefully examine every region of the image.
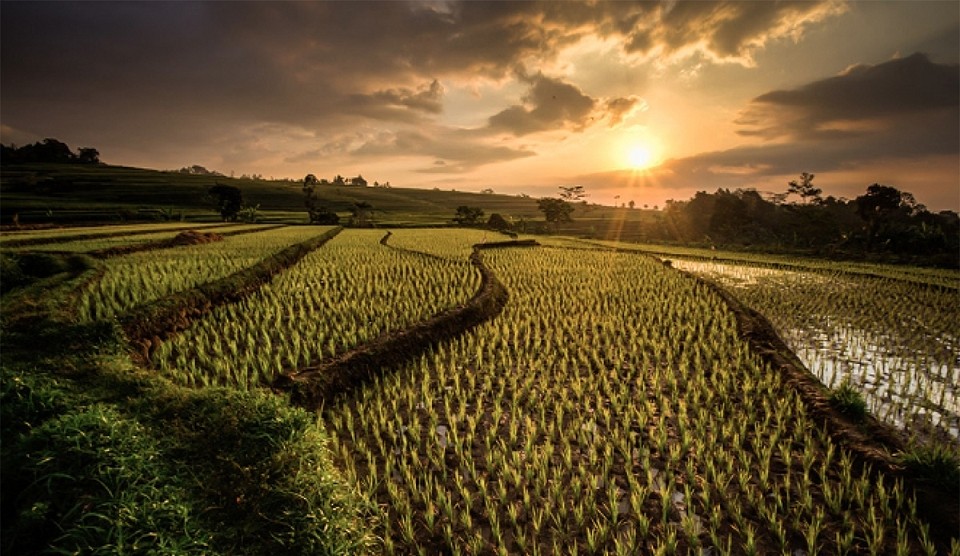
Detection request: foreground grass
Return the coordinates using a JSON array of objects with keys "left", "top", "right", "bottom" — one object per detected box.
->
[{"left": 0, "top": 261, "right": 375, "bottom": 554}]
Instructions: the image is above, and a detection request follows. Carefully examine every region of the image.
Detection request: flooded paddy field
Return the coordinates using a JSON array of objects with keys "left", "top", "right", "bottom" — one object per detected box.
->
[{"left": 672, "top": 259, "right": 960, "bottom": 443}]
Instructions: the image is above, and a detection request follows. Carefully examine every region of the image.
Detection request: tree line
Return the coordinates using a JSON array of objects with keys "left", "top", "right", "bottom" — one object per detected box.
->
[
  {"left": 1, "top": 138, "right": 100, "bottom": 165},
  {"left": 454, "top": 175, "right": 958, "bottom": 267}
]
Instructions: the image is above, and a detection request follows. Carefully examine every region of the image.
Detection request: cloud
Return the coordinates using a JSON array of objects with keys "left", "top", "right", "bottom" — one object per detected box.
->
[
  {"left": 348, "top": 127, "right": 535, "bottom": 173},
  {"left": 487, "top": 72, "right": 596, "bottom": 135},
  {"left": 486, "top": 72, "right": 645, "bottom": 136},
  {"left": 0, "top": 1, "right": 849, "bottom": 179},
  {"left": 738, "top": 53, "right": 960, "bottom": 139},
  {"left": 620, "top": 1, "right": 846, "bottom": 64}
]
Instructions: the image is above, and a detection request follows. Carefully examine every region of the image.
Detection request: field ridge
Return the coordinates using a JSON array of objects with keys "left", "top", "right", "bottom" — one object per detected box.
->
[
  {"left": 120, "top": 226, "right": 343, "bottom": 362},
  {"left": 273, "top": 237, "right": 541, "bottom": 407}
]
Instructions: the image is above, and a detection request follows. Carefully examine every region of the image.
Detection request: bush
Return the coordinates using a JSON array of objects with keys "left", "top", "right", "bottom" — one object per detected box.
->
[
  {"left": 828, "top": 380, "right": 868, "bottom": 422},
  {"left": 899, "top": 444, "right": 960, "bottom": 490}
]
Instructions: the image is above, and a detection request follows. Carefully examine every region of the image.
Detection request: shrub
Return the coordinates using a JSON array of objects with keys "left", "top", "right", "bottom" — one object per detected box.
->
[
  {"left": 899, "top": 444, "right": 960, "bottom": 490},
  {"left": 828, "top": 380, "right": 868, "bottom": 422}
]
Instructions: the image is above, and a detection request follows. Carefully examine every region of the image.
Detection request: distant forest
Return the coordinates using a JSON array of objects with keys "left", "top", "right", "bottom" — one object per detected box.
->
[{"left": 627, "top": 182, "right": 959, "bottom": 267}]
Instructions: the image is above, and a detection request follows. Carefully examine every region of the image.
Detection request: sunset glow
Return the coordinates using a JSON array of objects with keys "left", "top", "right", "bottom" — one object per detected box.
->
[
  {"left": 1, "top": 1, "right": 957, "bottom": 209},
  {"left": 627, "top": 145, "right": 657, "bottom": 170}
]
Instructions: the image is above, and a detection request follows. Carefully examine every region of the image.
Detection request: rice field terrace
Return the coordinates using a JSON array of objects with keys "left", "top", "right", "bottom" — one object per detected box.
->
[
  {"left": 316, "top": 233, "right": 957, "bottom": 555},
  {"left": 3, "top": 225, "right": 958, "bottom": 554},
  {"left": 154, "top": 229, "right": 481, "bottom": 389},
  {"left": 6, "top": 223, "right": 274, "bottom": 254},
  {"left": 0, "top": 221, "right": 229, "bottom": 247},
  {"left": 77, "top": 225, "right": 335, "bottom": 322},
  {"left": 668, "top": 259, "right": 959, "bottom": 443}
]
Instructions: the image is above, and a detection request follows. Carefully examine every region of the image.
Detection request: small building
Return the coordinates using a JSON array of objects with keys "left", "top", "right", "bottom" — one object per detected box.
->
[{"left": 349, "top": 175, "right": 368, "bottom": 187}]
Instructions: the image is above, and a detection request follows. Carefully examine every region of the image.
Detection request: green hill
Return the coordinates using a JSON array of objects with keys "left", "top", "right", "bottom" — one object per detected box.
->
[{"left": 0, "top": 163, "right": 541, "bottom": 225}]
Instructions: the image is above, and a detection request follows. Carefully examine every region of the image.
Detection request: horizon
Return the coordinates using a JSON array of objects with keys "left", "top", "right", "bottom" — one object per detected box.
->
[{"left": 2, "top": 1, "right": 958, "bottom": 211}]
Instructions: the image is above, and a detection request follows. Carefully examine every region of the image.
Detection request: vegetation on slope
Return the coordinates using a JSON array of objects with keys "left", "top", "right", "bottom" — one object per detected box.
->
[{"left": 0, "top": 239, "right": 374, "bottom": 555}]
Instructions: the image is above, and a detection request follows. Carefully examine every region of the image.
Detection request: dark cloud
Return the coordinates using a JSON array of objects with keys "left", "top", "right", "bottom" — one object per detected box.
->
[
  {"left": 488, "top": 72, "right": 596, "bottom": 135},
  {"left": 486, "top": 72, "right": 642, "bottom": 135},
  {"left": 738, "top": 53, "right": 960, "bottom": 139},
  {"left": 622, "top": 1, "right": 842, "bottom": 61}
]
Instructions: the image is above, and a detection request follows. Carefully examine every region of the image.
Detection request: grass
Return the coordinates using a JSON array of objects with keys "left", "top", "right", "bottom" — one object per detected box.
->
[
  {"left": 899, "top": 445, "right": 960, "bottom": 490},
  {"left": 0, "top": 254, "right": 375, "bottom": 555},
  {"left": 828, "top": 380, "right": 869, "bottom": 422}
]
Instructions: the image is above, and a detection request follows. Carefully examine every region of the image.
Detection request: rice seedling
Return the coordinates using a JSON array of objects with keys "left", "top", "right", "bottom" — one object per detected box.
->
[
  {"left": 154, "top": 229, "right": 480, "bottom": 388},
  {"left": 77, "top": 226, "right": 333, "bottom": 321},
  {"left": 315, "top": 237, "right": 948, "bottom": 553},
  {"left": 669, "top": 257, "right": 959, "bottom": 446}
]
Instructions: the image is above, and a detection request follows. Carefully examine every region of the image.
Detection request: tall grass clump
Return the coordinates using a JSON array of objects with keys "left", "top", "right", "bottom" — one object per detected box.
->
[
  {"left": 829, "top": 380, "right": 868, "bottom": 422},
  {"left": 899, "top": 444, "right": 960, "bottom": 491}
]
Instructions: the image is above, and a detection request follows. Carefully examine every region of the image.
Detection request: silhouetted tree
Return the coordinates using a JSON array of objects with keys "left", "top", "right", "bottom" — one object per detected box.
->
[
  {"left": 856, "top": 184, "right": 903, "bottom": 248},
  {"left": 0, "top": 138, "right": 106, "bottom": 165},
  {"left": 559, "top": 185, "right": 587, "bottom": 202},
  {"left": 453, "top": 205, "right": 484, "bottom": 225},
  {"left": 487, "top": 213, "right": 510, "bottom": 230},
  {"left": 76, "top": 147, "right": 100, "bottom": 164},
  {"left": 537, "top": 197, "right": 574, "bottom": 227},
  {"left": 208, "top": 184, "right": 243, "bottom": 221},
  {"left": 787, "top": 172, "right": 822, "bottom": 205},
  {"left": 302, "top": 175, "right": 339, "bottom": 224},
  {"left": 350, "top": 201, "right": 374, "bottom": 227}
]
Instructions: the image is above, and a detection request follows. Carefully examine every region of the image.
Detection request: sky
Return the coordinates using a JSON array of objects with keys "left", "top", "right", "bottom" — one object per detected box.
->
[{"left": 2, "top": 1, "right": 958, "bottom": 210}]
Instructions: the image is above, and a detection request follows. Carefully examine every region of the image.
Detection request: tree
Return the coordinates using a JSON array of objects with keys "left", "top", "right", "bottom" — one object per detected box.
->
[
  {"left": 208, "top": 184, "right": 243, "bottom": 221},
  {"left": 453, "top": 205, "right": 484, "bottom": 225},
  {"left": 333, "top": 174, "right": 346, "bottom": 186},
  {"left": 77, "top": 147, "right": 100, "bottom": 164},
  {"left": 537, "top": 197, "right": 574, "bottom": 227},
  {"left": 487, "top": 213, "right": 510, "bottom": 230},
  {"left": 303, "top": 175, "right": 339, "bottom": 224},
  {"left": 787, "top": 172, "right": 822, "bottom": 205},
  {"left": 350, "top": 201, "right": 374, "bottom": 227},
  {"left": 559, "top": 185, "right": 587, "bottom": 203},
  {"left": 628, "top": 200, "right": 635, "bottom": 210}
]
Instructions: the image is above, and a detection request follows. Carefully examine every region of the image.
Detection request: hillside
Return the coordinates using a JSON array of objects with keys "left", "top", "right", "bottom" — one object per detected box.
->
[{"left": 0, "top": 162, "right": 622, "bottom": 227}]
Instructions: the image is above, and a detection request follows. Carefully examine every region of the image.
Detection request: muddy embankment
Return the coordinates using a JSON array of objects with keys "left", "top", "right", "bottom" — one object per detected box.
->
[
  {"left": 120, "top": 227, "right": 342, "bottom": 364},
  {"left": 273, "top": 235, "right": 540, "bottom": 409}
]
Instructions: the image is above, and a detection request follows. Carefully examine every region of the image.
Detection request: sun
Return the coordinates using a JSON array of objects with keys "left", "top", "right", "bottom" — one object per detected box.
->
[{"left": 627, "top": 145, "right": 656, "bottom": 170}]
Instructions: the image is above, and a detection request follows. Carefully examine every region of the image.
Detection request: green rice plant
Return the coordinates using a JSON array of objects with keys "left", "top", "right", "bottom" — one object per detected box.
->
[
  {"left": 669, "top": 256, "right": 958, "bottom": 448},
  {"left": 77, "top": 226, "right": 331, "bottom": 322},
  {"left": 154, "top": 229, "right": 479, "bottom": 387},
  {"left": 315, "top": 238, "right": 948, "bottom": 553}
]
